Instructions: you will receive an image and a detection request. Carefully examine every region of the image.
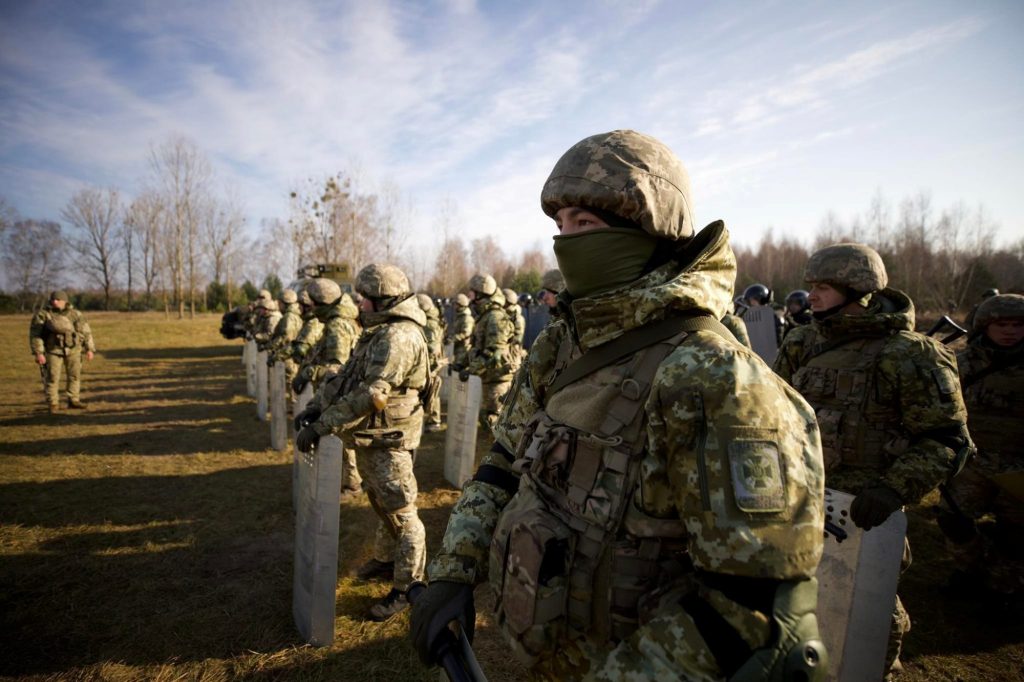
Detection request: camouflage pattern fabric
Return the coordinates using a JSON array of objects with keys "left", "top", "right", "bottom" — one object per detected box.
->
[
  {"left": 268, "top": 301, "right": 304, "bottom": 389},
  {"left": 803, "top": 242, "right": 888, "bottom": 293},
  {"left": 359, "top": 446, "right": 426, "bottom": 590},
  {"left": 423, "top": 306, "right": 445, "bottom": 426},
  {"left": 506, "top": 299, "right": 526, "bottom": 348},
  {"left": 429, "top": 221, "right": 825, "bottom": 677},
  {"left": 252, "top": 306, "right": 282, "bottom": 352},
  {"left": 300, "top": 295, "right": 361, "bottom": 389},
  {"left": 467, "top": 293, "right": 516, "bottom": 428},
  {"left": 446, "top": 303, "right": 474, "bottom": 367},
  {"left": 291, "top": 315, "right": 324, "bottom": 364},
  {"left": 719, "top": 313, "right": 751, "bottom": 349},
  {"left": 30, "top": 303, "right": 95, "bottom": 406}
]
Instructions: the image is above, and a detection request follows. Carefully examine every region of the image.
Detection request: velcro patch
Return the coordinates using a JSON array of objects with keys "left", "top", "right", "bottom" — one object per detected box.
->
[
  {"left": 931, "top": 367, "right": 958, "bottom": 397},
  {"left": 728, "top": 440, "right": 786, "bottom": 513}
]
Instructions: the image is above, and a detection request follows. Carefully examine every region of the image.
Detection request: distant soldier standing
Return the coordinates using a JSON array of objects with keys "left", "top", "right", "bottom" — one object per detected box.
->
[
  {"left": 294, "top": 264, "right": 429, "bottom": 621},
  {"left": 290, "top": 289, "right": 324, "bottom": 376},
  {"left": 502, "top": 287, "right": 526, "bottom": 348},
  {"left": 268, "top": 289, "right": 304, "bottom": 394},
  {"left": 251, "top": 297, "right": 282, "bottom": 352},
  {"left": 538, "top": 268, "right": 563, "bottom": 315},
  {"left": 30, "top": 290, "right": 95, "bottom": 414},
  {"left": 445, "top": 293, "right": 474, "bottom": 368},
  {"left": 940, "top": 293, "right": 1024, "bottom": 602},
  {"left": 774, "top": 243, "right": 973, "bottom": 676},
  {"left": 463, "top": 274, "right": 516, "bottom": 429},
  {"left": 783, "top": 289, "right": 813, "bottom": 335},
  {"left": 417, "top": 294, "right": 445, "bottom": 432}
]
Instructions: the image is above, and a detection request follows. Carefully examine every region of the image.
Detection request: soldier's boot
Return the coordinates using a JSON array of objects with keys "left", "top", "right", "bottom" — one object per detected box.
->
[
  {"left": 356, "top": 559, "right": 395, "bottom": 582},
  {"left": 425, "top": 422, "right": 445, "bottom": 433},
  {"left": 67, "top": 399, "right": 87, "bottom": 409},
  {"left": 367, "top": 588, "right": 408, "bottom": 622},
  {"left": 340, "top": 486, "right": 363, "bottom": 501},
  {"left": 48, "top": 402, "right": 60, "bottom": 415}
]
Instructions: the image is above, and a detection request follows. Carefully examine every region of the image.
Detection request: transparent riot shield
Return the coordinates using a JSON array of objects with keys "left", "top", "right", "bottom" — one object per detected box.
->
[
  {"left": 742, "top": 307, "right": 779, "bottom": 365},
  {"left": 245, "top": 340, "right": 257, "bottom": 397},
  {"left": 816, "top": 488, "right": 907, "bottom": 682},
  {"left": 256, "top": 351, "right": 269, "bottom": 421},
  {"left": 293, "top": 434, "right": 342, "bottom": 646},
  {"left": 293, "top": 383, "right": 315, "bottom": 513},
  {"left": 444, "top": 374, "right": 481, "bottom": 488},
  {"left": 270, "top": 361, "right": 288, "bottom": 451}
]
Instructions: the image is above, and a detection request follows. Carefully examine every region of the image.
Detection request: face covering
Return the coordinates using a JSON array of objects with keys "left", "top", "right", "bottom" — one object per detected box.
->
[{"left": 552, "top": 227, "right": 659, "bottom": 299}]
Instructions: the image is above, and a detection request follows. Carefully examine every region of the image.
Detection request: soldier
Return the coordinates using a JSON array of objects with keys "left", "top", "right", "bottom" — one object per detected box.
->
[
  {"left": 445, "top": 293, "right": 475, "bottom": 369},
  {"left": 720, "top": 310, "right": 752, "bottom": 348},
  {"left": 417, "top": 293, "right": 445, "bottom": 432},
  {"left": 463, "top": 274, "right": 517, "bottom": 429},
  {"left": 290, "top": 289, "right": 324, "bottom": 372},
  {"left": 741, "top": 283, "right": 784, "bottom": 345},
  {"left": 244, "top": 289, "right": 273, "bottom": 339},
  {"left": 784, "top": 289, "right": 812, "bottom": 333},
  {"left": 293, "top": 278, "right": 364, "bottom": 497},
  {"left": 30, "top": 290, "right": 96, "bottom": 414},
  {"left": 940, "top": 293, "right": 1024, "bottom": 602},
  {"left": 964, "top": 287, "right": 1001, "bottom": 331},
  {"left": 251, "top": 297, "right": 282, "bottom": 352},
  {"left": 503, "top": 287, "right": 526, "bottom": 348},
  {"left": 294, "top": 264, "right": 429, "bottom": 621},
  {"left": 538, "top": 268, "right": 564, "bottom": 314},
  {"left": 411, "top": 130, "right": 827, "bottom": 681},
  {"left": 773, "top": 243, "right": 973, "bottom": 676},
  {"left": 268, "top": 289, "right": 304, "bottom": 395}
]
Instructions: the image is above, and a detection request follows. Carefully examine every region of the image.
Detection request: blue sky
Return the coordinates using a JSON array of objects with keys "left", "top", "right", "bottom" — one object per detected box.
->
[{"left": 2, "top": 0, "right": 1022, "bottom": 268}]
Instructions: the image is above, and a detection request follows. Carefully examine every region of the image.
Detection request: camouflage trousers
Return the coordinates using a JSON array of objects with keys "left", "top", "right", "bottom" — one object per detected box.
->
[
  {"left": 342, "top": 438, "right": 362, "bottom": 492},
  {"left": 357, "top": 446, "right": 425, "bottom": 590},
  {"left": 886, "top": 540, "right": 913, "bottom": 673},
  {"left": 479, "top": 379, "right": 511, "bottom": 430},
  {"left": 425, "top": 371, "right": 443, "bottom": 426},
  {"left": 282, "top": 358, "right": 299, "bottom": 402},
  {"left": 945, "top": 450, "right": 1024, "bottom": 595},
  {"left": 43, "top": 350, "right": 82, "bottom": 406}
]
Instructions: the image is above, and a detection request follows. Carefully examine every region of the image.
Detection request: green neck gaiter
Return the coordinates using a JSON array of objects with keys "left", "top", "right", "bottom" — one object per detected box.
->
[{"left": 552, "top": 227, "right": 659, "bottom": 299}]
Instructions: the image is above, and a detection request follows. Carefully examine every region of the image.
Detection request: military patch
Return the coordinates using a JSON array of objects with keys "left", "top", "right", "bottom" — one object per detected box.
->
[
  {"left": 728, "top": 440, "right": 785, "bottom": 512},
  {"left": 931, "top": 366, "right": 958, "bottom": 398}
]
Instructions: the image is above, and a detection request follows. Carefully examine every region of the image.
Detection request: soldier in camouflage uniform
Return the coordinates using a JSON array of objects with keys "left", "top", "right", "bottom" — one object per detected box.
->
[
  {"left": 940, "top": 294, "right": 1024, "bottom": 600},
  {"left": 295, "top": 264, "right": 429, "bottom": 621},
  {"left": 251, "top": 297, "right": 282, "bottom": 352},
  {"left": 289, "top": 289, "right": 324, "bottom": 371},
  {"left": 463, "top": 274, "right": 518, "bottom": 430},
  {"left": 412, "top": 130, "right": 827, "bottom": 681},
  {"left": 30, "top": 290, "right": 96, "bottom": 414},
  {"left": 783, "top": 290, "right": 812, "bottom": 336},
  {"left": 244, "top": 289, "right": 273, "bottom": 340},
  {"left": 503, "top": 287, "right": 526, "bottom": 348},
  {"left": 418, "top": 293, "right": 445, "bottom": 432},
  {"left": 268, "top": 289, "right": 304, "bottom": 395},
  {"left": 773, "top": 243, "right": 973, "bottom": 675},
  {"left": 445, "top": 293, "right": 474, "bottom": 368},
  {"left": 538, "top": 268, "right": 564, "bottom": 315}
]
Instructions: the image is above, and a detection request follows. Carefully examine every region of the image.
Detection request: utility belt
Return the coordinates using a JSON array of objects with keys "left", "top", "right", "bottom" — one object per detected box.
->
[
  {"left": 353, "top": 388, "right": 422, "bottom": 449},
  {"left": 48, "top": 332, "right": 79, "bottom": 350}
]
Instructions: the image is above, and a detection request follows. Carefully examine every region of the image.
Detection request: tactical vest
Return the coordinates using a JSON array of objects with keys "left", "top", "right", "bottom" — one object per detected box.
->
[
  {"left": 488, "top": 328, "right": 691, "bottom": 666},
  {"left": 791, "top": 335, "right": 904, "bottom": 472},
  {"left": 961, "top": 353, "right": 1024, "bottom": 457},
  {"left": 43, "top": 313, "right": 79, "bottom": 352}
]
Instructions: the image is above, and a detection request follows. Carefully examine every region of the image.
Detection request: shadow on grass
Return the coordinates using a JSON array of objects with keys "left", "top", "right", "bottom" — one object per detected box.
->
[{"left": 100, "top": 345, "right": 242, "bottom": 361}]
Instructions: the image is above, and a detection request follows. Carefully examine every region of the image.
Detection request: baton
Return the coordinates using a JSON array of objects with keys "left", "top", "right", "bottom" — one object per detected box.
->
[{"left": 406, "top": 582, "right": 488, "bottom": 682}]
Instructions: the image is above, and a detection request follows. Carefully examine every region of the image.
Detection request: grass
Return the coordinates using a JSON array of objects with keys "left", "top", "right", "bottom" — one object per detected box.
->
[{"left": 1, "top": 312, "right": 1021, "bottom": 681}]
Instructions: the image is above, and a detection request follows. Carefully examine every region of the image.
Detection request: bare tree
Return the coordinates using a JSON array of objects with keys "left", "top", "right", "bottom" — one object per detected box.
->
[
  {"left": 202, "top": 190, "right": 245, "bottom": 307},
  {"left": 125, "top": 190, "right": 165, "bottom": 308},
  {"left": 2, "top": 219, "right": 65, "bottom": 311},
  {"left": 61, "top": 187, "right": 121, "bottom": 310}
]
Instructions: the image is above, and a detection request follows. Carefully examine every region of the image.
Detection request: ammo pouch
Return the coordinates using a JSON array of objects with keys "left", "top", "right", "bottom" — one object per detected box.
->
[
  {"left": 353, "top": 390, "right": 422, "bottom": 449},
  {"left": 45, "top": 315, "right": 77, "bottom": 349}
]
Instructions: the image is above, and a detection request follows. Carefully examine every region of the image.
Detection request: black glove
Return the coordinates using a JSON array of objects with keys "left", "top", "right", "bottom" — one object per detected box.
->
[
  {"left": 295, "top": 425, "right": 321, "bottom": 453},
  {"left": 293, "top": 407, "right": 321, "bottom": 432},
  {"left": 409, "top": 581, "right": 475, "bottom": 666},
  {"left": 458, "top": 369, "right": 470, "bottom": 382},
  {"left": 849, "top": 486, "right": 903, "bottom": 531},
  {"left": 292, "top": 374, "right": 309, "bottom": 395}
]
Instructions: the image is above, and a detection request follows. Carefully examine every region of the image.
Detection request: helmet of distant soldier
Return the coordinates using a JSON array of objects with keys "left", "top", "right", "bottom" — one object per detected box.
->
[
  {"left": 297, "top": 289, "right": 313, "bottom": 307},
  {"left": 455, "top": 293, "right": 470, "bottom": 307},
  {"left": 306, "top": 278, "right": 343, "bottom": 306},
  {"left": 49, "top": 290, "right": 69, "bottom": 302},
  {"left": 743, "top": 284, "right": 772, "bottom": 305},
  {"left": 416, "top": 293, "right": 435, "bottom": 312},
  {"left": 518, "top": 293, "right": 533, "bottom": 306},
  {"left": 281, "top": 289, "right": 298, "bottom": 304},
  {"left": 257, "top": 288, "right": 272, "bottom": 300},
  {"left": 785, "top": 289, "right": 810, "bottom": 311},
  {"left": 541, "top": 269, "right": 564, "bottom": 293},
  {"left": 541, "top": 129, "right": 693, "bottom": 241},
  {"left": 804, "top": 243, "right": 888, "bottom": 294},
  {"left": 355, "top": 263, "right": 411, "bottom": 299},
  {"left": 468, "top": 274, "right": 497, "bottom": 297},
  {"left": 973, "top": 293, "right": 1024, "bottom": 332},
  {"left": 502, "top": 288, "right": 517, "bottom": 305},
  {"left": 982, "top": 288, "right": 1000, "bottom": 299}
]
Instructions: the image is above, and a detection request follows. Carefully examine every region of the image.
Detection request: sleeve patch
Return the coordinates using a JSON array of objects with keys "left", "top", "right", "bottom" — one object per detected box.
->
[
  {"left": 728, "top": 440, "right": 786, "bottom": 513},
  {"left": 931, "top": 367, "right": 958, "bottom": 398}
]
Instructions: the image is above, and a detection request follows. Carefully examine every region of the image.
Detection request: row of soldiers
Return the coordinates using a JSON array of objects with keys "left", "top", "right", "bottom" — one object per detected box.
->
[{"left": 229, "top": 131, "right": 1022, "bottom": 680}]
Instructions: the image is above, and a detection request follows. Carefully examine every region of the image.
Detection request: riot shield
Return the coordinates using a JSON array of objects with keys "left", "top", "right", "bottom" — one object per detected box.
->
[
  {"left": 523, "top": 305, "right": 550, "bottom": 350},
  {"left": 256, "top": 351, "right": 269, "bottom": 421},
  {"left": 245, "top": 340, "right": 257, "bottom": 397},
  {"left": 742, "top": 307, "right": 779, "bottom": 365},
  {"left": 293, "top": 383, "right": 315, "bottom": 513},
  {"left": 440, "top": 343, "right": 454, "bottom": 406},
  {"left": 444, "top": 374, "right": 482, "bottom": 488},
  {"left": 293, "top": 434, "right": 343, "bottom": 646},
  {"left": 816, "top": 488, "right": 907, "bottom": 682},
  {"left": 270, "top": 361, "right": 287, "bottom": 451}
]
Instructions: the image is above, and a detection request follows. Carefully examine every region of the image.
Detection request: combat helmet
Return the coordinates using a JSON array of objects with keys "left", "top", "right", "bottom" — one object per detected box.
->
[
  {"left": 743, "top": 283, "right": 772, "bottom": 305},
  {"left": 455, "top": 293, "right": 470, "bottom": 307},
  {"left": 297, "top": 289, "right": 313, "bottom": 307},
  {"left": 49, "top": 290, "right": 69, "bottom": 302},
  {"left": 257, "top": 288, "right": 272, "bottom": 301},
  {"left": 281, "top": 289, "right": 298, "bottom": 304},
  {"left": 502, "top": 288, "right": 518, "bottom": 305},
  {"left": 356, "top": 263, "right": 411, "bottom": 300},
  {"left": 306, "top": 278, "right": 342, "bottom": 306},
  {"left": 468, "top": 274, "right": 497, "bottom": 297},
  {"left": 973, "top": 293, "right": 1024, "bottom": 332},
  {"left": 416, "top": 293, "right": 436, "bottom": 312},
  {"left": 982, "top": 288, "right": 1000, "bottom": 299},
  {"left": 786, "top": 289, "right": 810, "bottom": 311},
  {"left": 804, "top": 243, "right": 888, "bottom": 294},
  {"left": 541, "top": 269, "right": 564, "bottom": 293},
  {"left": 541, "top": 130, "right": 693, "bottom": 241}
]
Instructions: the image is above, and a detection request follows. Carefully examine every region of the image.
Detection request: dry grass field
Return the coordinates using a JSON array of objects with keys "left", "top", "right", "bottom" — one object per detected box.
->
[{"left": 1, "top": 312, "right": 1021, "bottom": 681}]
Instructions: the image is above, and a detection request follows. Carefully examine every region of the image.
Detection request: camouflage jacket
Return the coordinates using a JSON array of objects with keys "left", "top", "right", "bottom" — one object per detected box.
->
[
  {"left": 252, "top": 309, "right": 282, "bottom": 351},
  {"left": 720, "top": 312, "right": 751, "bottom": 348},
  {"left": 446, "top": 305, "right": 474, "bottom": 366},
  {"left": 956, "top": 336, "right": 1023, "bottom": 457},
  {"left": 505, "top": 302, "right": 526, "bottom": 347},
  {"left": 423, "top": 308, "right": 444, "bottom": 373},
  {"left": 774, "top": 288, "right": 969, "bottom": 502},
  {"left": 310, "top": 295, "right": 429, "bottom": 450},
  {"left": 301, "top": 297, "right": 361, "bottom": 388},
  {"left": 29, "top": 304, "right": 95, "bottom": 355},
  {"left": 269, "top": 302, "right": 304, "bottom": 361},
  {"left": 291, "top": 314, "right": 324, "bottom": 363},
  {"left": 466, "top": 296, "right": 516, "bottom": 382},
  {"left": 430, "top": 221, "right": 824, "bottom": 592}
]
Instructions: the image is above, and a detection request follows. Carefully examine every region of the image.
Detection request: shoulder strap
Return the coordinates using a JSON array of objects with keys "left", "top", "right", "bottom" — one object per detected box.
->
[
  {"left": 548, "top": 313, "right": 734, "bottom": 395},
  {"left": 962, "top": 354, "right": 1024, "bottom": 389},
  {"left": 801, "top": 332, "right": 888, "bottom": 364}
]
